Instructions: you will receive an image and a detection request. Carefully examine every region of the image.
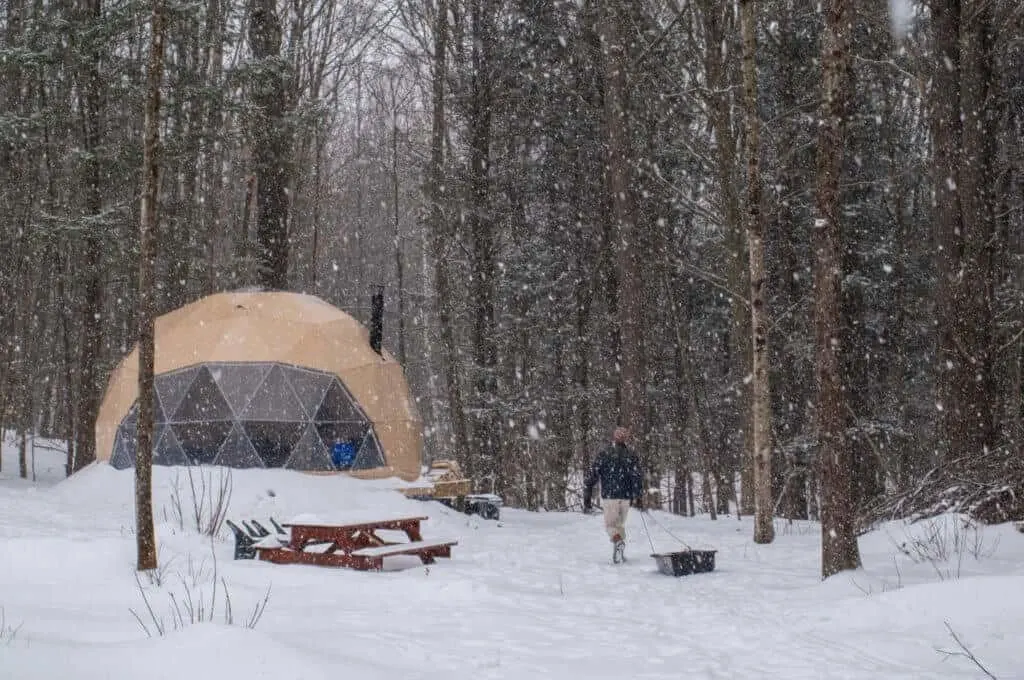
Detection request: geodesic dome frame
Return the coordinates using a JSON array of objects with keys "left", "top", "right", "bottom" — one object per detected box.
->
[{"left": 110, "top": 361, "right": 385, "bottom": 472}]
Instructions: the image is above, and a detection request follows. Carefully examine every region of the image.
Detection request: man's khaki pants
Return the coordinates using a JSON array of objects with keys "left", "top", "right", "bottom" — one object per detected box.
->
[{"left": 602, "top": 498, "right": 631, "bottom": 542}]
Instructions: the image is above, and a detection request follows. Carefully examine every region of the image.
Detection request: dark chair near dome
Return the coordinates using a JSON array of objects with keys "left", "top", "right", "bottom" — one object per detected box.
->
[{"left": 226, "top": 519, "right": 257, "bottom": 560}]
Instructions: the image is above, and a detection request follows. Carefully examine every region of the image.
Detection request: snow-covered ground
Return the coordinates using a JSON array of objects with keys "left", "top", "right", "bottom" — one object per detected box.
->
[{"left": 2, "top": 434, "right": 1022, "bottom": 679}]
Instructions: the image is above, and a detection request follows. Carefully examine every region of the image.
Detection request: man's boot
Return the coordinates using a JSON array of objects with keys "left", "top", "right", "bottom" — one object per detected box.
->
[{"left": 612, "top": 534, "right": 625, "bottom": 564}]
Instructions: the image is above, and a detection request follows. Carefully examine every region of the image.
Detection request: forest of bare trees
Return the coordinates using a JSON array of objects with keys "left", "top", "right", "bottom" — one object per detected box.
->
[{"left": 2, "top": 1, "right": 1023, "bottom": 575}]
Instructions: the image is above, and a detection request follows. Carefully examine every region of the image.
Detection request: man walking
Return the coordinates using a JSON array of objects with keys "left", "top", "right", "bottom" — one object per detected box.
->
[{"left": 583, "top": 427, "right": 644, "bottom": 563}]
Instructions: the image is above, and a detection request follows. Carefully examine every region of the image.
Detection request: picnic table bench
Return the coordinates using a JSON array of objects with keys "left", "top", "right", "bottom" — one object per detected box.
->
[{"left": 232, "top": 515, "right": 457, "bottom": 571}]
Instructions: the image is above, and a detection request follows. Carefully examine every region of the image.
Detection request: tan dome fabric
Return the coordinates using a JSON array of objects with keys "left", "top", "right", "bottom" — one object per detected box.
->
[{"left": 95, "top": 290, "right": 423, "bottom": 481}]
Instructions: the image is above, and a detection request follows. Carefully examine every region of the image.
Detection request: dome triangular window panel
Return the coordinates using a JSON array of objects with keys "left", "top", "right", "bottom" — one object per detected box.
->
[
  {"left": 243, "top": 421, "right": 306, "bottom": 468},
  {"left": 152, "top": 393, "right": 167, "bottom": 424},
  {"left": 121, "top": 409, "right": 139, "bottom": 436},
  {"left": 156, "top": 366, "right": 200, "bottom": 422},
  {"left": 120, "top": 396, "right": 164, "bottom": 430},
  {"left": 123, "top": 404, "right": 139, "bottom": 430},
  {"left": 153, "top": 426, "right": 190, "bottom": 466},
  {"left": 351, "top": 430, "right": 385, "bottom": 470},
  {"left": 212, "top": 423, "right": 265, "bottom": 469},
  {"left": 241, "top": 364, "right": 306, "bottom": 422},
  {"left": 315, "top": 380, "right": 365, "bottom": 423},
  {"left": 286, "top": 367, "right": 334, "bottom": 419},
  {"left": 314, "top": 421, "right": 367, "bottom": 447},
  {"left": 211, "top": 363, "right": 270, "bottom": 417},
  {"left": 173, "top": 365, "right": 232, "bottom": 422},
  {"left": 111, "top": 428, "right": 135, "bottom": 469},
  {"left": 284, "top": 424, "right": 334, "bottom": 471},
  {"left": 171, "top": 421, "right": 233, "bottom": 465}
]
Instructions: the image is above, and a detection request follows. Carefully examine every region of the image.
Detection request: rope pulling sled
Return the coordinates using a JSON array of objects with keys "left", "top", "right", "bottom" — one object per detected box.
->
[{"left": 640, "top": 510, "right": 718, "bottom": 577}]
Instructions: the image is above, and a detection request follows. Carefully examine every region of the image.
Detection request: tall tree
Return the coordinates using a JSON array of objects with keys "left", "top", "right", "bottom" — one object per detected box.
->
[
  {"left": 465, "top": 0, "right": 500, "bottom": 487},
  {"left": 815, "top": 0, "right": 861, "bottom": 578},
  {"left": 70, "top": 0, "right": 109, "bottom": 474},
  {"left": 696, "top": 0, "right": 755, "bottom": 516},
  {"left": 426, "top": 0, "right": 470, "bottom": 475},
  {"left": 599, "top": 1, "right": 646, "bottom": 455},
  {"left": 930, "top": 0, "right": 999, "bottom": 463},
  {"left": 249, "top": 0, "right": 292, "bottom": 290},
  {"left": 385, "top": 73, "right": 409, "bottom": 366},
  {"left": 136, "top": 0, "right": 166, "bottom": 573},
  {"left": 740, "top": 0, "right": 774, "bottom": 543}
]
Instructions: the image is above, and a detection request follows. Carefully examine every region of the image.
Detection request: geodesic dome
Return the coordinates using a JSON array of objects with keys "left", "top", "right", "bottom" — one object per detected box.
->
[
  {"left": 110, "top": 361, "right": 386, "bottom": 472},
  {"left": 95, "top": 290, "right": 422, "bottom": 481}
]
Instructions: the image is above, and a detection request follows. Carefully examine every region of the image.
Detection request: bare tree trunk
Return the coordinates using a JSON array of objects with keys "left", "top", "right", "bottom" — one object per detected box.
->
[
  {"left": 699, "top": 0, "right": 754, "bottom": 517},
  {"left": 427, "top": 0, "right": 469, "bottom": 478},
  {"left": 739, "top": 0, "right": 774, "bottom": 544},
  {"left": 59, "top": 260, "right": 75, "bottom": 477},
  {"left": 571, "top": 146, "right": 595, "bottom": 487},
  {"left": 71, "top": 0, "right": 106, "bottom": 474},
  {"left": 19, "top": 429, "right": 28, "bottom": 479},
  {"left": 700, "top": 458, "right": 716, "bottom": 519},
  {"left": 467, "top": 0, "right": 499, "bottom": 488},
  {"left": 241, "top": 174, "right": 256, "bottom": 252},
  {"left": 930, "top": 1, "right": 999, "bottom": 466},
  {"left": 136, "top": 0, "right": 165, "bottom": 573},
  {"left": 354, "top": 70, "right": 366, "bottom": 293},
  {"left": 815, "top": 0, "right": 861, "bottom": 579},
  {"left": 310, "top": 134, "right": 322, "bottom": 290},
  {"left": 692, "top": 378, "right": 718, "bottom": 521},
  {"left": 672, "top": 462, "right": 685, "bottom": 514},
  {"left": 686, "top": 469, "right": 696, "bottom": 517},
  {"left": 200, "top": 0, "right": 225, "bottom": 292},
  {"left": 391, "top": 89, "right": 407, "bottom": 365},
  {"left": 600, "top": 1, "right": 646, "bottom": 458},
  {"left": 574, "top": 240, "right": 594, "bottom": 478},
  {"left": 952, "top": 0, "right": 997, "bottom": 459},
  {"left": 249, "top": 0, "right": 291, "bottom": 290}
]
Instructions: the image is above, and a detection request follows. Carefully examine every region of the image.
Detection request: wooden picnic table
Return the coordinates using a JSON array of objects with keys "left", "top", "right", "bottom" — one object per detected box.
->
[{"left": 253, "top": 515, "right": 457, "bottom": 571}]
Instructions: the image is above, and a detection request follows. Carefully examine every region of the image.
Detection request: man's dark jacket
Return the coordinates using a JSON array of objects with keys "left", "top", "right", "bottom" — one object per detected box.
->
[{"left": 583, "top": 443, "right": 643, "bottom": 501}]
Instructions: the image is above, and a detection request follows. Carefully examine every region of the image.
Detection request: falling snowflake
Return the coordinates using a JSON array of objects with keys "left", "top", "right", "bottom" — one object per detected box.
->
[{"left": 888, "top": 0, "right": 914, "bottom": 40}]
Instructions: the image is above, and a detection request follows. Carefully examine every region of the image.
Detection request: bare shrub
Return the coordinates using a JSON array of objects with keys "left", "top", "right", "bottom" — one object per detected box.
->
[
  {"left": 0, "top": 607, "right": 23, "bottom": 644},
  {"left": 130, "top": 541, "right": 270, "bottom": 637},
  {"left": 775, "top": 518, "right": 815, "bottom": 536},
  {"left": 183, "top": 553, "right": 213, "bottom": 589},
  {"left": 850, "top": 555, "right": 904, "bottom": 596},
  {"left": 889, "top": 515, "right": 1000, "bottom": 581},
  {"left": 144, "top": 549, "right": 174, "bottom": 587},
  {"left": 936, "top": 621, "right": 999, "bottom": 679},
  {"left": 167, "top": 465, "right": 232, "bottom": 537},
  {"left": 862, "top": 446, "right": 1024, "bottom": 529}
]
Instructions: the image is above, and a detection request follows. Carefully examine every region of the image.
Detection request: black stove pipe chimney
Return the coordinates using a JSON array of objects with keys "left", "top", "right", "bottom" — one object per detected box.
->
[{"left": 369, "top": 284, "right": 384, "bottom": 355}]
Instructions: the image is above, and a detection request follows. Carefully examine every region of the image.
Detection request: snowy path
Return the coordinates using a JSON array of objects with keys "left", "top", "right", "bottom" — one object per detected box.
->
[{"left": 1, "top": 445, "right": 1022, "bottom": 679}]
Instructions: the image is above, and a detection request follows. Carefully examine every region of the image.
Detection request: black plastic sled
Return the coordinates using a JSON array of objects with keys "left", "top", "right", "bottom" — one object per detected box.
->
[{"left": 651, "top": 549, "right": 717, "bottom": 577}]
